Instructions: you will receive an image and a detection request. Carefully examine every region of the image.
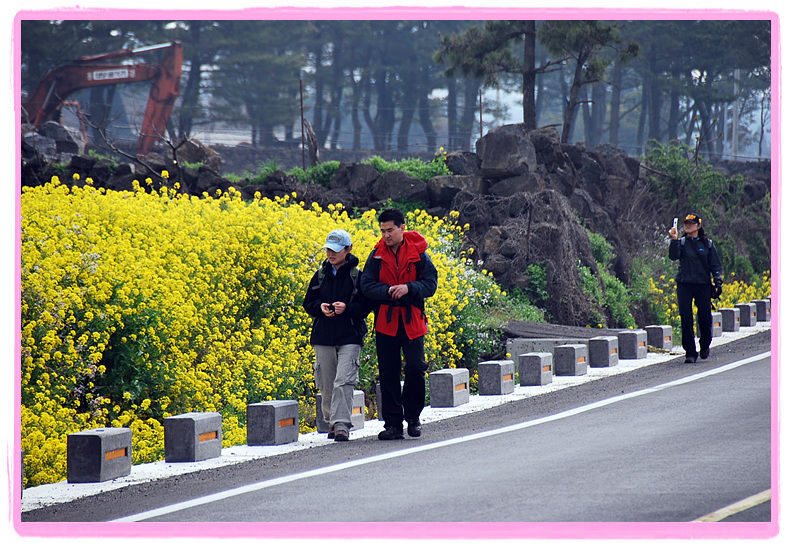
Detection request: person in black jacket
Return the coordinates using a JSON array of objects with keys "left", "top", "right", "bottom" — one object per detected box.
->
[
  {"left": 668, "top": 213, "right": 723, "bottom": 363},
  {"left": 302, "top": 229, "right": 372, "bottom": 441}
]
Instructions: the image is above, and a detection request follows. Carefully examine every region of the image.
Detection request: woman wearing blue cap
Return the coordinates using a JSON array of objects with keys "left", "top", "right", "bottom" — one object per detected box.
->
[
  {"left": 669, "top": 213, "right": 723, "bottom": 363},
  {"left": 302, "top": 229, "right": 373, "bottom": 441}
]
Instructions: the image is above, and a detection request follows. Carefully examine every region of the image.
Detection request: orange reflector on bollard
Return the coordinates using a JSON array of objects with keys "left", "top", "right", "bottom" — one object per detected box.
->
[
  {"left": 542, "top": 365, "right": 551, "bottom": 373},
  {"left": 278, "top": 418, "right": 295, "bottom": 428},
  {"left": 577, "top": 357, "right": 586, "bottom": 363},
  {"left": 503, "top": 373, "right": 513, "bottom": 381},
  {"left": 610, "top": 348, "right": 617, "bottom": 354},
  {"left": 665, "top": 336, "right": 671, "bottom": 341},
  {"left": 105, "top": 448, "right": 127, "bottom": 461},
  {"left": 198, "top": 431, "right": 218, "bottom": 442},
  {"left": 638, "top": 341, "right": 646, "bottom": 347},
  {"left": 352, "top": 407, "right": 362, "bottom": 415},
  {"left": 455, "top": 383, "right": 467, "bottom": 392},
  {"left": 714, "top": 322, "right": 721, "bottom": 327}
]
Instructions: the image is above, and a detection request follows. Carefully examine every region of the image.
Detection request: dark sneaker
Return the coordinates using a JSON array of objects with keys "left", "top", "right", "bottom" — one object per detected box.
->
[
  {"left": 684, "top": 355, "right": 698, "bottom": 364},
  {"left": 378, "top": 426, "right": 404, "bottom": 440},
  {"left": 700, "top": 346, "right": 710, "bottom": 360},
  {"left": 327, "top": 427, "right": 335, "bottom": 439},
  {"left": 334, "top": 427, "right": 349, "bottom": 442},
  {"left": 407, "top": 419, "right": 422, "bottom": 438}
]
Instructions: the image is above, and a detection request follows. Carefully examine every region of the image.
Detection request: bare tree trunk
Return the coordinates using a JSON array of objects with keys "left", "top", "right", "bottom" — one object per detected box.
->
[
  {"left": 447, "top": 77, "right": 459, "bottom": 150},
  {"left": 522, "top": 20, "right": 537, "bottom": 130},
  {"left": 418, "top": 94, "right": 436, "bottom": 151},
  {"left": 397, "top": 104, "right": 415, "bottom": 151},
  {"left": 608, "top": 56, "right": 622, "bottom": 146},
  {"left": 561, "top": 56, "right": 585, "bottom": 143}
]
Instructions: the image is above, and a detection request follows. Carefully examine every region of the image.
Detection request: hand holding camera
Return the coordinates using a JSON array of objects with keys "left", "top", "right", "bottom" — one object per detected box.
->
[
  {"left": 321, "top": 302, "right": 346, "bottom": 316},
  {"left": 669, "top": 218, "right": 679, "bottom": 240}
]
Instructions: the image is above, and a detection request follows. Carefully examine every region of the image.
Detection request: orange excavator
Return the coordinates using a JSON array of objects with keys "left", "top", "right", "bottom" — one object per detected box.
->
[{"left": 22, "top": 41, "right": 183, "bottom": 155}]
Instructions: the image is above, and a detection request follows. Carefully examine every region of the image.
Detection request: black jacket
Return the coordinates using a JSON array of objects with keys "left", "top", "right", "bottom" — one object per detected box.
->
[
  {"left": 302, "top": 254, "right": 373, "bottom": 346},
  {"left": 669, "top": 235, "right": 723, "bottom": 285}
]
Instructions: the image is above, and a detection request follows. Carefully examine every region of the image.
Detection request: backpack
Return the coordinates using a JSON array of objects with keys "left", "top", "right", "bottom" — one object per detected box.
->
[
  {"left": 313, "top": 265, "right": 360, "bottom": 296},
  {"left": 367, "top": 251, "right": 426, "bottom": 283},
  {"left": 680, "top": 236, "right": 713, "bottom": 249}
]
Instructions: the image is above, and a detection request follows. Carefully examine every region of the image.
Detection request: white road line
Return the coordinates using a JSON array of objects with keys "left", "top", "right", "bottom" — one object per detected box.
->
[
  {"left": 692, "top": 489, "right": 772, "bottom": 522},
  {"left": 113, "top": 352, "right": 771, "bottom": 523}
]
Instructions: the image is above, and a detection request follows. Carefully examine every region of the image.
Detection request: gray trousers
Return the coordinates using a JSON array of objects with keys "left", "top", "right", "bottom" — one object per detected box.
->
[{"left": 314, "top": 344, "right": 361, "bottom": 430}]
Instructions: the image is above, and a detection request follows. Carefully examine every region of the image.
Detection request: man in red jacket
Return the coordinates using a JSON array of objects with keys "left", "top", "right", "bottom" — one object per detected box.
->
[{"left": 360, "top": 208, "right": 438, "bottom": 440}]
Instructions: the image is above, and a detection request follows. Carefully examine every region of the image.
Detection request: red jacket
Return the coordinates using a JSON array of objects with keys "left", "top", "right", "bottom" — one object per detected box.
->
[{"left": 360, "top": 231, "right": 438, "bottom": 339}]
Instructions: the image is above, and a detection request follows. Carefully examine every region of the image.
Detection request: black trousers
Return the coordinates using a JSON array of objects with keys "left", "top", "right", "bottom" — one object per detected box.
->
[
  {"left": 376, "top": 327, "right": 428, "bottom": 428},
  {"left": 677, "top": 282, "right": 713, "bottom": 358}
]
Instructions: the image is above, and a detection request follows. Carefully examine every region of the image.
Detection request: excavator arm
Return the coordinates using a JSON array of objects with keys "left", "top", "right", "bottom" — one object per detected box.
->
[{"left": 22, "top": 41, "right": 183, "bottom": 155}]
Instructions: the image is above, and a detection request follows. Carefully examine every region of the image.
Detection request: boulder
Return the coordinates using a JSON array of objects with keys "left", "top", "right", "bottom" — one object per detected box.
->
[
  {"left": 427, "top": 175, "right": 485, "bottom": 208},
  {"left": 488, "top": 172, "right": 544, "bottom": 198},
  {"left": 369, "top": 170, "right": 428, "bottom": 204},
  {"left": 445, "top": 151, "right": 481, "bottom": 176},
  {"left": 329, "top": 163, "right": 380, "bottom": 200},
  {"left": 22, "top": 132, "right": 58, "bottom": 161},
  {"left": 593, "top": 143, "right": 640, "bottom": 182},
  {"left": 176, "top": 139, "right": 222, "bottom": 172},
  {"left": 530, "top": 127, "right": 569, "bottom": 173},
  {"left": 475, "top": 123, "right": 538, "bottom": 179},
  {"left": 41, "top": 120, "right": 86, "bottom": 155}
]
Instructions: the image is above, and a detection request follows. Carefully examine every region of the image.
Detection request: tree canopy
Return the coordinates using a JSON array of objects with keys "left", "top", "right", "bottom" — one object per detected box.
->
[{"left": 20, "top": 18, "right": 771, "bottom": 158}]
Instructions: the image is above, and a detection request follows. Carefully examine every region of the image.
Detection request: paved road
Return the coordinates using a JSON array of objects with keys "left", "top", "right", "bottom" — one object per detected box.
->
[
  {"left": 121, "top": 351, "right": 771, "bottom": 523},
  {"left": 22, "top": 330, "right": 773, "bottom": 531}
]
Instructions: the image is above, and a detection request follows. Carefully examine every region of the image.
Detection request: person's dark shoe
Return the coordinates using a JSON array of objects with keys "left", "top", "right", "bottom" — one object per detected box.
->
[
  {"left": 334, "top": 427, "right": 349, "bottom": 441},
  {"left": 684, "top": 355, "right": 698, "bottom": 364},
  {"left": 407, "top": 419, "right": 422, "bottom": 438},
  {"left": 378, "top": 426, "right": 404, "bottom": 440},
  {"left": 700, "top": 346, "right": 710, "bottom": 360},
  {"left": 327, "top": 426, "right": 335, "bottom": 439}
]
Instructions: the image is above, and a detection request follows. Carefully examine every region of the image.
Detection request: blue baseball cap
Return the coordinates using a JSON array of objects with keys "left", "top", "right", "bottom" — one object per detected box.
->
[{"left": 322, "top": 229, "right": 352, "bottom": 252}]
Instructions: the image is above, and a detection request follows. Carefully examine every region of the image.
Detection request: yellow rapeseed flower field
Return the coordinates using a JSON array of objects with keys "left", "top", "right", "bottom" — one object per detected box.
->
[
  {"left": 647, "top": 272, "right": 771, "bottom": 342},
  {"left": 20, "top": 179, "right": 502, "bottom": 487}
]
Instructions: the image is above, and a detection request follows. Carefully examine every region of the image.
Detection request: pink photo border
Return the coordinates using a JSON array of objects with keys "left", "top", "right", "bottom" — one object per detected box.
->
[{"left": 11, "top": 5, "right": 781, "bottom": 540}]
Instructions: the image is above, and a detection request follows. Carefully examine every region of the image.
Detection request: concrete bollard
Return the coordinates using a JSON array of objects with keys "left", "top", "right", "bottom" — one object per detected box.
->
[
  {"left": 618, "top": 330, "right": 648, "bottom": 359},
  {"left": 645, "top": 325, "right": 673, "bottom": 350},
  {"left": 519, "top": 352, "right": 553, "bottom": 386},
  {"left": 555, "top": 344, "right": 588, "bottom": 376},
  {"left": 588, "top": 336, "right": 619, "bottom": 368},
  {"left": 751, "top": 299, "right": 770, "bottom": 322},
  {"left": 247, "top": 400, "right": 299, "bottom": 446},
  {"left": 316, "top": 390, "right": 365, "bottom": 433},
  {"left": 711, "top": 312, "right": 723, "bottom": 337},
  {"left": 351, "top": 390, "right": 365, "bottom": 430},
  {"left": 164, "top": 412, "right": 222, "bottom": 463},
  {"left": 478, "top": 360, "right": 515, "bottom": 395},
  {"left": 429, "top": 368, "right": 470, "bottom": 407},
  {"left": 67, "top": 427, "right": 132, "bottom": 483},
  {"left": 735, "top": 303, "right": 757, "bottom": 327},
  {"left": 720, "top": 308, "right": 741, "bottom": 332}
]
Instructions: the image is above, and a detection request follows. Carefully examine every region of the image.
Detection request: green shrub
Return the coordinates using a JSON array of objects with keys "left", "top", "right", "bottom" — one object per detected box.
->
[
  {"left": 522, "top": 263, "right": 549, "bottom": 303},
  {"left": 363, "top": 154, "right": 451, "bottom": 182},
  {"left": 286, "top": 161, "right": 341, "bottom": 186}
]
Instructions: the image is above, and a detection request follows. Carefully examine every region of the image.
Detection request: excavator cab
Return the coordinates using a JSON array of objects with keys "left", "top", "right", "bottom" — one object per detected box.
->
[{"left": 22, "top": 41, "right": 183, "bottom": 155}]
